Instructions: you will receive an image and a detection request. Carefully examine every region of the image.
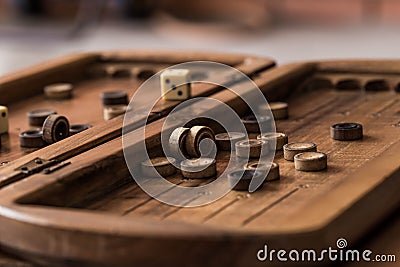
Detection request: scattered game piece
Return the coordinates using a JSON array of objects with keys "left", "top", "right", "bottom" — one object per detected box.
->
[
  {"left": 241, "top": 114, "right": 271, "bottom": 133},
  {"left": 103, "top": 105, "right": 128, "bottom": 121},
  {"left": 44, "top": 83, "right": 73, "bottom": 100},
  {"left": 235, "top": 139, "right": 268, "bottom": 158},
  {"left": 244, "top": 161, "right": 280, "bottom": 181},
  {"left": 185, "top": 126, "right": 215, "bottom": 158},
  {"left": 27, "top": 109, "right": 57, "bottom": 126},
  {"left": 19, "top": 130, "right": 45, "bottom": 148},
  {"left": 134, "top": 68, "right": 155, "bottom": 80},
  {"left": 228, "top": 169, "right": 265, "bottom": 191},
  {"left": 180, "top": 158, "right": 216, "bottom": 179},
  {"left": 70, "top": 124, "right": 92, "bottom": 135},
  {"left": 169, "top": 127, "right": 190, "bottom": 159},
  {"left": 269, "top": 102, "right": 289, "bottom": 120},
  {"left": 42, "top": 115, "right": 70, "bottom": 144},
  {"left": 283, "top": 142, "right": 317, "bottom": 161},
  {"left": 160, "top": 69, "right": 191, "bottom": 100},
  {"left": 330, "top": 122, "right": 363, "bottom": 141},
  {"left": 0, "top": 106, "right": 9, "bottom": 134},
  {"left": 141, "top": 157, "right": 177, "bottom": 177},
  {"left": 257, "top": 132, "right": 288, "bottom": 151},
  {"left": 110, "top": 67, "right": 132, "bottom": 78},
  {"left": 215, "top": 132, "right": 246, "bottom": 151},
  {"left": 101, "top": 91, "right": 129, "bottom": 106},
  {"left": 294, "top": 152, "right": 327, "bottom": 171}
]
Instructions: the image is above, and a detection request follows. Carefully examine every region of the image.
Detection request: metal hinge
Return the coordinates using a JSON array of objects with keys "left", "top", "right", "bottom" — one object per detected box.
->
[{"left": 14, "top": 158, "right": 56, "bottom": 175}]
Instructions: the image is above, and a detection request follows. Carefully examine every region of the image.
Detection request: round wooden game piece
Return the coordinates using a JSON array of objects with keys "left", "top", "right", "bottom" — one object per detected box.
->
[
  {"left": 294, "top": 152, "right": 327, "bottom": 171},
  {"left": 44, "top": 83, "right": 73, "bottom": 100},
  {"left": 101, "top": 91, "right": 129, "bottom": 106},
  {"left": 241, "top": 114, "right": 271, "bottom": 133},
  {"left": 330, "top": 122, "right": 363, "bottom": 141},
  {"left": 228, "top": 169, "right": 265, "bottom": 191},
  {"left": 180, "top": 158, "right": 216, "bottom": 179},
  {"left": 103, "top": 105, "right": 128, "bottom": 121},
  {"left": 27, "top": 109, "right": 57, "bottom": 126},
  {"left": 70, "top": 124, "right": 92, "bottom": 135},
  {"left": 244, "top": 161, "right": 280, "bottom": 181},
  {"left": 185, "top": 126, "right": 215, "bottom": 158},
  {"left": 235, "top": 139, "right": 268, "bottom": 158},
  {"left": 257, "top": 132, "right": 288, "bottom": 151},
  {"left": 269, "top": 102, "right": 288, "bottom": 120},
  {"left": 141, "top": 157, "right": 177, "bottom": 177},
  {"left": 110, "top": 67, "right": 132, "bottom": 78},
  {"left": 283, "top": 142, "right": 317, "bottom": 161},
  {"left": 215, "top": 132, "right": 246, "bottom": 151},
  {"left": 134, "top": 68, "right": 155, "bottom": 80},
  {"left": 42, "top": 115, "right": 70, "bottom": 144},
  {"left": 19, "top": 130, "right": 46, "bottom": 148},
  {"left": 169, "top": 127, "right": 190, "bottom": 159}
]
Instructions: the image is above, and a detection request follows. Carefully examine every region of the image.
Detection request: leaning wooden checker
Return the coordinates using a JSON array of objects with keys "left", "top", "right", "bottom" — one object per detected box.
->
[
  {"left": 169, "top": 127, "right": 190, "bottom": 158},
  {"left": 185, "top": 126, "right": 215, "bottom": 158},
  {"left": 42, "top": 115, "right": 70, "bottom": 144}
]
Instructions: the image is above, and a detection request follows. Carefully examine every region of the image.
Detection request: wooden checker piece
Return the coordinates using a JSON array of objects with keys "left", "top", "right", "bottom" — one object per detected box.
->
[
  {"left": 294, "top": 152, "right": 328, "bottom": 172},
  {"left": 283, "top": 142, "right": 317, "bottom": 161},
  {"left": 330, "top": 122, "right": 363, "bottom": 141},
  {"left": 27, "top": 109, "right": 57, "bottom": 127},
  {"left": 169, "top": 127, "right": 190, "bottom": 159},
  {"left": 70, "top": 124, "right": 92, "bottom": 136},
  {"left": 235, "top": 139, "right": 268, "bottom": 158},
  {"left": 180, "top": 158, "right": 216, "bottom": 179},
  {"left": 42, "top": 115, "right": 70, "bottom": 144},
  {"left": 101, "top": 91, "right": 129, "bottom": 106},
  {"left": 44, "top": 83, "right": 73, "bottom": 100},
  {"left": 241, "top": 114, "right": 271, "bottom": 133},
  {"left": 103, "top": 105, "right": 128, "bottom": 121},
  {"left": 215, "top": 132, "right": 246, "bottom": 151},
  {"left": 185, "top": 126, "right": 215, "bottom": 158},
  {"left": 270, "top": 102, "right": 288, "bottom": 120},
  {"left": 19, "top": 130, "right": 46, "bottom": 148},
  {"left": 141, "top": 157, "right": 177, "bottom": 177},
  {"left": 245, "top": 161, "right": 280, "bottom": 181},
  {"left": 228, "top": 169, "right": 265, "bottom": 191},
  {"left": 257, "top": 132, "right": 288, "bottom": 151}
]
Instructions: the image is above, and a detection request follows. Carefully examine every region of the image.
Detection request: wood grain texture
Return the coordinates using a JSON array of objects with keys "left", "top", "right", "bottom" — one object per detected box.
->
[{"left": 0, "top": 55, "right": 399, "bottom": 266}]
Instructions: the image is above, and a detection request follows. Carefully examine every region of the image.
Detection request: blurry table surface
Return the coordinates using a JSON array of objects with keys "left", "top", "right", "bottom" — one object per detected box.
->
[{"left": 0, "top": 21, "right": 399, "bottom": 266}]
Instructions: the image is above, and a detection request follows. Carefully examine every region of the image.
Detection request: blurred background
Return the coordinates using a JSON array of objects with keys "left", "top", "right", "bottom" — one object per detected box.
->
[{"left": 1, "top": 0, "right": 400, "bottom": 76}]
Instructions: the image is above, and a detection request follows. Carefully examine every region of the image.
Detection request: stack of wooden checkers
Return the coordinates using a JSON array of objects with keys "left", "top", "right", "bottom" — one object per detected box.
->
[{"left": 101, "top": 91, "right": 129, "bottom": 120}]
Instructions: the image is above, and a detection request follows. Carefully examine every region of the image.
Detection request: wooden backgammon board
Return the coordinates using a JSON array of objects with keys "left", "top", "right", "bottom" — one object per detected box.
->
[{"left": 0, "top": 51, "right": 399, "bottom": 266}]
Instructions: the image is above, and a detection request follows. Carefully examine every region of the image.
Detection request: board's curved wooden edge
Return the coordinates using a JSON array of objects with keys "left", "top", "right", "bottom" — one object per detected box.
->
[
  {"left": 312, "top": 59, "right": 400, "bottom": 74},
  {"left": 0, "top": 52, "right": 100, "bottom": 105},
  {"left": 98, "top": 49, "right": 276, "bottom": 67}
]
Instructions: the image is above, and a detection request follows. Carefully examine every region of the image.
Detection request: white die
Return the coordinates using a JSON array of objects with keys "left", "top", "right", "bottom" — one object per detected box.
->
[
  {"left": 160, "top": 69, "right": 191, "bottom": 100},
  {"left": 0, "top": 106, "right": 9, "bottom": 134}
]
